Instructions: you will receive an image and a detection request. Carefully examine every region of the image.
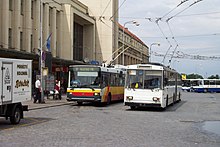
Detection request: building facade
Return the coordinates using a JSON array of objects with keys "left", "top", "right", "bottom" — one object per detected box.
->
[
  {"left": 78, "top": 0, "right": 119, "bottom": 64},
  {"left": 0, "top": 0, "right": 96, "bottom": 84},
  {"left": 118, "top": 24, "right": 149, "bottom": 65},
  {"left": 0, "top": 0, "right": 149, "bottom": 89}
]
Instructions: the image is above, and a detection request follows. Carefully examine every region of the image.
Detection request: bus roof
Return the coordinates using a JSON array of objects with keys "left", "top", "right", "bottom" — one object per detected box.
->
[
  {"left": 68, "top": 64, "right": 125, "bottom": 74},
  {"left": 183, "top": 79, "right": 220, "bottom": 81},
  {"left": 126, "top": 63, "right": 177, "bottom": 73}
]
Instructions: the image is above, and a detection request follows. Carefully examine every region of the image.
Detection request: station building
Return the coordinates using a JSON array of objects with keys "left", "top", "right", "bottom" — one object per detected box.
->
[{"left": 0, "top": 0, "right": 149, "bottom": 89}]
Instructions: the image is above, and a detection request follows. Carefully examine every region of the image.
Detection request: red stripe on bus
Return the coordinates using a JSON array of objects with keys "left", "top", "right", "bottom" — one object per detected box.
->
[{"left": 71, "top": 92, "right": 94, "bottom": 97}]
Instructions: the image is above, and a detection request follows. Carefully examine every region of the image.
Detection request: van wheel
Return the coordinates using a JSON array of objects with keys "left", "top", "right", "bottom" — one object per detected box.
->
[{"left": 10, "top": 107, "right": 21, "bottom": 124}]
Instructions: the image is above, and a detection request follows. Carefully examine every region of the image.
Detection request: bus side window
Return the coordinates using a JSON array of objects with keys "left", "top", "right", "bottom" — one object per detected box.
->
[
  {"left": 101, "top": 73, "right": 109, "bottom": 88},
  {"left": 164, "top": 78, "right": 168, "bottom": 86}
]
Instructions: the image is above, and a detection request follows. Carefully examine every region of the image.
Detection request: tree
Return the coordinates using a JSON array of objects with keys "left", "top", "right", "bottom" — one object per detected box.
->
[
  {"left": 186, "top": 73, "right": 203, "bottom": 79},
  {"left": 208, "top": 74, "right": 220, "bottom": 79}
]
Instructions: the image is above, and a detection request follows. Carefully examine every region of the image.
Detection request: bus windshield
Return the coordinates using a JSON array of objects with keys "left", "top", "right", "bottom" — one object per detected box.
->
[
  {"left": 69, "top": 67, "right": 101, "bottom": 88},
  {"left": 126, "top": 69, "right": 162, "bottom": 89}
]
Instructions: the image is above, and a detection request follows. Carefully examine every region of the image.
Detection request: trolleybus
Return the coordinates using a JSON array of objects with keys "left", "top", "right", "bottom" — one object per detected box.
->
[
  {"left": 190, "top": 79, "right": 220, "bottom": 93},
  {"left": 124, "top": 63, "right": 182, "bottom": 109},
  {"left": 66, "top": 64, "right": 125, "bottom": 105}
]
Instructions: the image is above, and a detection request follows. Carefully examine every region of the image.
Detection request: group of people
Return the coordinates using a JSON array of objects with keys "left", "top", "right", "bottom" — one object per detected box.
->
[{"left": 34, "top": 78, "right": 62, "bottom": 103}]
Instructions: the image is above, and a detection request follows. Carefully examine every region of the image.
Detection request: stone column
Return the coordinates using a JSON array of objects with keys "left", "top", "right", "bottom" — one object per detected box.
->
[
  {"left": 1, "top": 0, "right": 9, "bottom": 48},
  {"left": 57, "top": 10, "right": 63, "bottom": 57},
  {"left": 12, "top": 0, "right": 21, "bottom": 50},
  {"left": 61, "top": 4, "right": 73, "bottom": 60},
  {"left": 23, "top": 0, "right": 31, "bottom": 52},
  {"left": 33, "top": 0, "right": 40, "bottom": 53}
]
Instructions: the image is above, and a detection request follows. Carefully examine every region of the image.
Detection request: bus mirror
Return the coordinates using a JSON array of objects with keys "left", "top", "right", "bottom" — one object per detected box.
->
[{"left": 98, "top": 71, "right": 101, "bottom": 77}]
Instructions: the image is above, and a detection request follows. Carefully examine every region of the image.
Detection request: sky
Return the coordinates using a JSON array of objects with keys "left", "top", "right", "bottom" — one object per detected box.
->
[{"left": 118, "top": 0, "right": 220, "bottom": 78}]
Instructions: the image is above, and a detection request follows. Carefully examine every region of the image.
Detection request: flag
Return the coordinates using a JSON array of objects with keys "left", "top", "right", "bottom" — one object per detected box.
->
[{"left": 46, "top": 33, "right": 52, "bottom": 52}]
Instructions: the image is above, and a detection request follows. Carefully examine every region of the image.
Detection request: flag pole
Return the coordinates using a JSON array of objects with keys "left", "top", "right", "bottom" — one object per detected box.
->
[{"left": 40, "top": 0, "right": 45, "bottom": 103}]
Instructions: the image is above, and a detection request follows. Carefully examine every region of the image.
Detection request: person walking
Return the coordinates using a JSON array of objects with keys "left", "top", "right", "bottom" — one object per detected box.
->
[
  {"left": 34, "top": 77, "right": 41, "bottom": 103},
  {"left": 54, "top": 80, "right": 61, "bottom": 100}
]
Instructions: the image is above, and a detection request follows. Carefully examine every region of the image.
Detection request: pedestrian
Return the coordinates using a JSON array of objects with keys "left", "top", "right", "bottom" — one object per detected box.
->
[
  {"left": 34, "top": 77, "right": 41, "bottom": 103},
  {"left": 54, "top": 80, "right": 61, "bottom": 100}
]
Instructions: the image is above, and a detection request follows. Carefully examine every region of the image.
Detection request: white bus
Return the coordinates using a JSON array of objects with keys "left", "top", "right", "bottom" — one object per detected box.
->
[
  {"left": 190, "top": 79, "right": 220, "bottom": 93},
  {"left": 66, "top": 64, "right": 125, "bottom": 105},
  {"left": 124, "top": 63, "right": 182, "bottom": 109}
]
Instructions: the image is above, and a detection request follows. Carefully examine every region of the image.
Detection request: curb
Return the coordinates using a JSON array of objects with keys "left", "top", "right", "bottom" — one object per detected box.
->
[{"left": 28, "top": 102, "right": 76, "bottom": 111}]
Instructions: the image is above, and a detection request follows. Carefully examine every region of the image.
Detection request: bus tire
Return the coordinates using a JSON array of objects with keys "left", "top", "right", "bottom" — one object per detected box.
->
[
  {"left": 107, "top": 94, "right": 111, "bottom": 105},
  {"left": 10, "top": 107, "right": 21, "bottom": 124},
  {"left": 204, "top": 89, "right": 208, "bottom": 93},
  {"left": 77, "top": 101, "right": 83, "bottom": 105},
  {"left": 178, "top": 92, "right": 181, "bottom": 101},
  {"left": 130, "top": 106, "right": 136, "bottom": 110},
  {"left": 166, "top": 95, "right": 169, "bottom": 107},
  {"left": 172, "top": 94, "right": 175, "bottom": 105}
]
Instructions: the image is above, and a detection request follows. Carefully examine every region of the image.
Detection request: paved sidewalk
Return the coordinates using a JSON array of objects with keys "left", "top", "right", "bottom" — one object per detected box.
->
[{"left": 22, "top": 95, "right": 75, "bottom": 110}]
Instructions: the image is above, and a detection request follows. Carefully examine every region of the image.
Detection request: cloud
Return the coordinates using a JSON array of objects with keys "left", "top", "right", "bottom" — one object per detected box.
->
[{"left": 119, "top": 0, "right": 220, "bottom": 77}]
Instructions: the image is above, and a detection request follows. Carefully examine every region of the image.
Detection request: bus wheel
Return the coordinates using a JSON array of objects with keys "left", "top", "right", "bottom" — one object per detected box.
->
[
  {"left": 166, "top": 95, "right": 169, "bottom": 107},
  {"left": 178, "top": 92, "right": 181, "bottom": 101},
  {"left": 204, "top": 89, "right": 208, "bottom": 93},
  {"left": 172, "top": 94, "right": 175, "bottom": 105},
  {"left": 130, "top": 106, "right": 136, "bottom": 110},
  {"left": 77, "top": 101, "right": 83, "bottom": 105},
  {"left": 107, "top": 94, "right": 111, "bottom": 105},
  {"left": 10, "top": 107, "right": 21, "bottom": 124}
]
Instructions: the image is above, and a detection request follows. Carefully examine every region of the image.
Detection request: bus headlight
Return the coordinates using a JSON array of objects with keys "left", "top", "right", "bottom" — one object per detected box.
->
[
  {"left": 94, "top": 92, "right": 100, "bottom": 96},
  {"left": 126, "top": 96, "right": 133, "bottom": 100},
  {"left": 152, "top": 97, "right": 160, "bottom": 102}
]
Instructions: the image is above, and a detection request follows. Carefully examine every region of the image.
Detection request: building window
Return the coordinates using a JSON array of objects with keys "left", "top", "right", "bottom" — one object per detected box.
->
[
  {"left": 8, "top": 28, "right": 12, "bottom": 48},
  {"left": 49, "top": 7, "right": 52, "bottom": 26},
  {"left": 20, "top": 32, "right": 23, "bottom": 50},
  {"left": 21, "top": 0, "right": 24, "bottom": 15},
  {"left": 74, "top": 22, "right": 83, "bottom": 61},
  {"left": 31, "top": 0, "right": 34, "bottom": 19},
  {"left": 9, "top": 0, "right": 13, "bottom": 11},
  {"left": 31, "top": 34, "right": 33, "bottom": 52}
]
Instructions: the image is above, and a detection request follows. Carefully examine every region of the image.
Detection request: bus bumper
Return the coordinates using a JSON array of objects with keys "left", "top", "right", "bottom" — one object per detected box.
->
[
  {"left": 66, "top": 96, "right": 102, "bottom": 103},
  {"left": 125, "top": 102, "right": 161, "bottom": 108}
]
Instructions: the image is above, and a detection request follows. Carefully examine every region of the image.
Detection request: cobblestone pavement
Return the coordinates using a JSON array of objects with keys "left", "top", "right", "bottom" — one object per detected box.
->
[{"left": 0, "top": 92, "right": 220, "bottom": 147}]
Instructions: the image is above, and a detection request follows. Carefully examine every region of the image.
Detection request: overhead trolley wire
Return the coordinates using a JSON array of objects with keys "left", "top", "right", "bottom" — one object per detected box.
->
[
  {"left": 152, "top": 0, "right": 191, "bottom": 65},
  {"left": 110, "top": 0, "right": 128, "bottom": 21},
  {"left": 100, "top": 0, "right": 112, "bottom": 18},
  {"left": 166, "top": 0, "right": 203, "bottom": 21},
  {"left": 161, "top": 0, "right": 190, "bottom": 20}
]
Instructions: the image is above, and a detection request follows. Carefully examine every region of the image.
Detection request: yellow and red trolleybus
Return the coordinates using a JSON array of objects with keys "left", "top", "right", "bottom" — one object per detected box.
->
[{"left": 66, "top": 64, "right": 125, "bottom": 105}]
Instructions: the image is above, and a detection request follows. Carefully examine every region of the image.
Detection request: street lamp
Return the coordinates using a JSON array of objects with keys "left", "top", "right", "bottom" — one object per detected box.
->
[
  {"left": 149, "top": 43, "right": 160, "bottom": 62},
  {"left": 122, "top": 20, "right": 139, "bottom": 65}
]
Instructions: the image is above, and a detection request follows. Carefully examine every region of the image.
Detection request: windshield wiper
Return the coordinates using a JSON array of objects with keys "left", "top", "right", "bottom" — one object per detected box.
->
[{"left": 80, "top": 85, "right": 95, "bottom": 91}]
